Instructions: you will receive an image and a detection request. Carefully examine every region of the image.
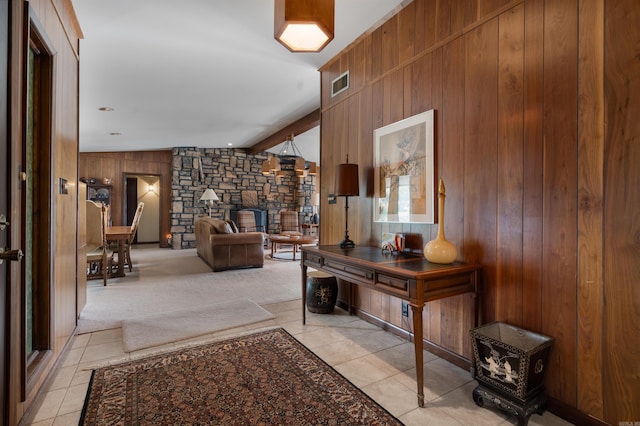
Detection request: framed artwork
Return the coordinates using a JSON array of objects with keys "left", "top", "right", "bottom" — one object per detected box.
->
[{"left": 373, "top": 110, "right": 435, "bottom": 223}]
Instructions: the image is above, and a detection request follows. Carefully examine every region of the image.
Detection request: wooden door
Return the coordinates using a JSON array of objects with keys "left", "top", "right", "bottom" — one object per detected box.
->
[{"left": 1, "top": 2, "right": 9, "bottom": 422}]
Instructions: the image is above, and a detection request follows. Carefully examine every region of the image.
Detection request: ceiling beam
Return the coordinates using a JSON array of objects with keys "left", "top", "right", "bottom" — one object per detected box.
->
[{"left": 246, "top": 108, "right": 320, "bottom": 155}]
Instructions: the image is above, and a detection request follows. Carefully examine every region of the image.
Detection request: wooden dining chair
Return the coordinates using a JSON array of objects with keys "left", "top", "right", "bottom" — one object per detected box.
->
[
  {"left": 123, "top": 202, "right": 144, "bottom": 272},
  {"left": 86, "top": 200, "right": 114, "bottom": 285}
]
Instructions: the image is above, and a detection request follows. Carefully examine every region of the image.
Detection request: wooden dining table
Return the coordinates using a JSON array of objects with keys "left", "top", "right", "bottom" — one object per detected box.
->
[{"left": 105, "top": 226, "right": 132, "bottom": 277}]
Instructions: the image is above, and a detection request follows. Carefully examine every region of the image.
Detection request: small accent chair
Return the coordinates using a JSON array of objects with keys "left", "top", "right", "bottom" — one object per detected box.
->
[
  {"left": 86, "top": 200, "right": 114, "bottom": 286},
  {"left": 237, "top": 210, "right": 259, "bottom": 232},
  {"left": 123, "top": 202, "right": 144, "bottom": 272},
  {"left": 280, "top": 210, "right": 301, "bottom": 236},
  {"left": 276, "top": 210, "right": 302, "bottom": 253}
]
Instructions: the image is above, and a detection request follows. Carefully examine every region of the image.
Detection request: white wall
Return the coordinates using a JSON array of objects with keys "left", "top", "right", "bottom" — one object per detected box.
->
[{"left": 136, "top": 177, "right": 160, "bottom": 242}]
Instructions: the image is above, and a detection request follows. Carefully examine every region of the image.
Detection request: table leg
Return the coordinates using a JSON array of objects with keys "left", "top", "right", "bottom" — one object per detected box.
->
[
  {"left": 301, "top": 263, "right": 307, "bottom": 325},
  {"left": 271, "top": 240, "right": 275, "bottom": 258},
  {"left": 293, "top": 243, "right": 297, "bottom": 261},
  {"left": 411, "top": 304, "right": 425, "bottom": 407},
  {"left": 111, "top": 241, "right": 126, "bottom": 278},
  {"left": 472, "top": 271, "right": 480, "bottom": 327}
]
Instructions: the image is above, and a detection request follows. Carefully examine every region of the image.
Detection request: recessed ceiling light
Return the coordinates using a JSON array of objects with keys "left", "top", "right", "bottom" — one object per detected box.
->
[
  {"left": 98, "top": 107, "right": 114, "bottom": 111},
  {"left": 227, "top": 143, "right": 233, "bottom": 146}
]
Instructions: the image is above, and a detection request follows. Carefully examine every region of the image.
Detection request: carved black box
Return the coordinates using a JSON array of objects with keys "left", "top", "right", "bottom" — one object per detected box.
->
[{"left": 470, "top": 322, "right": 554, "bottom": 402}]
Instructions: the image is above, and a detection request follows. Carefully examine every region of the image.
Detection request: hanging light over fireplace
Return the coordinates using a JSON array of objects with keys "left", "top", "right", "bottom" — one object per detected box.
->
[{"left": 262, "top": 134, "right": 316, "bottom": 177}]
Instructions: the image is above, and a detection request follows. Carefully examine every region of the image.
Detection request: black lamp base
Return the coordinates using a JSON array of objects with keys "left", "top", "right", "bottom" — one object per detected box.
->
[{"left": 338, "top": 238, "right": 355, "bottom": 249}]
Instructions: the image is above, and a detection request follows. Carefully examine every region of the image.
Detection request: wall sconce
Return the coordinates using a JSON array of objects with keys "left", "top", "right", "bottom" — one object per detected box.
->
[
  {"left": 148, "top": 184, "right": 156, "bottom": 193},
  {"left": 274, "top": 0, "right": 334, "bottom": 52}
]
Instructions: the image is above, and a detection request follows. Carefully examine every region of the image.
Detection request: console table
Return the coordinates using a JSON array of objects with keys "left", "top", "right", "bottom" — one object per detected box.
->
[{"left": 300, "top": 246, "right": 481, "bottom": 407}]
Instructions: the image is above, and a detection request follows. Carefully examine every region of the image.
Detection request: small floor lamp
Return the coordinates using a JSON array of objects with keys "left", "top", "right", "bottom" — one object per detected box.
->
[
  {"left": 335, "top": 157, "right": 359, "bottom": 248},
  {"left": 199, "top": 188, "right": 219, "bottom": 218}
]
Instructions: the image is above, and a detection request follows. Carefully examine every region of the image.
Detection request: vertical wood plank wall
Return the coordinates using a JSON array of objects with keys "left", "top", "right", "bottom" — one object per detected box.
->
[
  {"left": 318, "top": 0, "right": 639, "bottom": 423},
  {"left": 602, "top": 0, "right": 639, "bottom": 421},
  {"left": 7, "top": 0, "right": 82, "bottom": 423},
  {"left": 78, "top": 151, "right": 172, "bottom": 247}
]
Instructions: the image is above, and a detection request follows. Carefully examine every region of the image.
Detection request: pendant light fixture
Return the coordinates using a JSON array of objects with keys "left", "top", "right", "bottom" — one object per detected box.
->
[
  {"left": 262, "top": 135, "right": 317, "bottom": 177},
  {"left": 274, "top": 0, "right": 334, "bottom": 52}
]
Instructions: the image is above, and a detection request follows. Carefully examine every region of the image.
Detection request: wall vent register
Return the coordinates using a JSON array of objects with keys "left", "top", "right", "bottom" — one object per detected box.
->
[{"left": 331, "top": 70, "right": 349, "bottom": 97}]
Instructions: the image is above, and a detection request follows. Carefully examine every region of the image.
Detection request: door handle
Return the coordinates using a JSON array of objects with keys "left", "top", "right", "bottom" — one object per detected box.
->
[{"left": 0, "top": 248, "right": 24, "bottom": 264}]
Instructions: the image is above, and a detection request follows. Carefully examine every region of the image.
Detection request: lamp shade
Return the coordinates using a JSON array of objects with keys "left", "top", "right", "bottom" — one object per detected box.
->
[
  {"left": 274, "top": 0, "right": 334, "bottom": 52},
  {"left": 335, "top": 163, "right": 359, "bottom": 196},
  {"left": 199, "top": 188, "right": 219, "bottom": 202},
  {"left": 261, "top": 160, "right": 271, "bottom": 175},
  {"left": 270, "top": 156, "right": 281, "bottom": 172},
  {"left": 294, "top": 156, "right": 306, "bottom": 172},
  {"left": 308, "top": 161, "right": 317, "bottom": 175}
]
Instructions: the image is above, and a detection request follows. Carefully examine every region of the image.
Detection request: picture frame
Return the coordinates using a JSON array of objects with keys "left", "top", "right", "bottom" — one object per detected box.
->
[{"left": 373, "top": 110, "right": 435, "bottom": 223}]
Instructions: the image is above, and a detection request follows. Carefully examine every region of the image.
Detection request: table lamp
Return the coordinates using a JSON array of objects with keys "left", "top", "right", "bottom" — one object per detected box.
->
[
  {"left": 199, "top": 188, "right": 219, "bottom": 218},
  {"left": 335, "top": 157, "right": 359, "bottom": 248},
  {"left": 312, "top": 192, "right": 320, "bottom": 224}
]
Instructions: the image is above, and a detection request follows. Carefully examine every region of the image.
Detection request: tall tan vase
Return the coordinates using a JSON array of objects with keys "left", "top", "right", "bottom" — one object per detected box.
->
[{"left": 423, "top": 178, "right": 458, "bottom": 264}]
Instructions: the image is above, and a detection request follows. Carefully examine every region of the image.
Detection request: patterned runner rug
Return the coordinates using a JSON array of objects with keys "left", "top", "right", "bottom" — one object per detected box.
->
[{"left": 80, "top": 328, "right": 403, "bottom": 425}]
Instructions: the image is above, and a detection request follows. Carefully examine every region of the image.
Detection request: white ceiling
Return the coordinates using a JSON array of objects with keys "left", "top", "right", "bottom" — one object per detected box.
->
[{"left": 72, "top": 0, "right": 406, "bottom": 163}]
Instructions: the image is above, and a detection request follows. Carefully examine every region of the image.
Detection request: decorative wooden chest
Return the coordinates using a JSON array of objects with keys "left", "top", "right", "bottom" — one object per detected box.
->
[{"left": 470, "top": 322, "right": 554, "bottom": 402}]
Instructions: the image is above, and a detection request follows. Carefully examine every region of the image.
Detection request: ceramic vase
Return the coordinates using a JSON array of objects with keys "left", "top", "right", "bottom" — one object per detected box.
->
[{"left": 424, "top": 178, "right": 458, "bottom": 264}]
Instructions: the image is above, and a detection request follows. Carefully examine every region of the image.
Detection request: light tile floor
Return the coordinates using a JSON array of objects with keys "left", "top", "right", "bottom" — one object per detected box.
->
[{"left": 23, "top": 300, "right": 573, "bottom": 426}]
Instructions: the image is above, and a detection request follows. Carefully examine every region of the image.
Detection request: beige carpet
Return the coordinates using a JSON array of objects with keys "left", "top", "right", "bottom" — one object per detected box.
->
[
  {"left": 78, "top": 246, "right": 303, "bottom": 334},
  {"left": 121, "top": 299, "right": 275, "bottom": 352}
]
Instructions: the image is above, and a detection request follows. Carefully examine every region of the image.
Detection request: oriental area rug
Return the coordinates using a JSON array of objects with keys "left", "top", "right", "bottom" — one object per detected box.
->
[{"left": 80, "top": 328, "right": 403, "bottom": 426}]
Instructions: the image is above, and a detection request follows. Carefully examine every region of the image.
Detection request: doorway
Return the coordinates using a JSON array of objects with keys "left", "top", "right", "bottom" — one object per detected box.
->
[{"left": 124, "top": 174, "right": 160, "bottom": 243}]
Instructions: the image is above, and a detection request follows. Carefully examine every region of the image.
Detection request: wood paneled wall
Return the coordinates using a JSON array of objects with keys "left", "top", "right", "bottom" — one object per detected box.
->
[
  {"left": 79, "top": 151, "right": 172, "bottom": 247},
  {"left": 7, "top": 1, "right": 82, "bottom": 424},
  {"left": 318, "top": 0, "right": 639, "bottom": 423}
]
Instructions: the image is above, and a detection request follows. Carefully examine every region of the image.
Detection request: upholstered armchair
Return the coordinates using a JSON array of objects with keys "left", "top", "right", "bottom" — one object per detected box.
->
[
  {"left": 237, "top": 210, "right": 260, "bottom": 232},
  {"left": 279, "top": 210, "right": 301, "bottom": 236},
  {"left": 195, "top": 217, "right": 264, "bottom": 271}
]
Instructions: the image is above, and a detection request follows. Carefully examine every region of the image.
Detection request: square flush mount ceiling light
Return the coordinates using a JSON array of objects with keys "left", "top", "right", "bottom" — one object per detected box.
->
[{"left": 274, "top": 0, "right": 334, "bottom": 52}]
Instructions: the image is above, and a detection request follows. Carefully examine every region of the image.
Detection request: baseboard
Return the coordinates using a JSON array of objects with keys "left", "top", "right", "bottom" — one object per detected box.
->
[
  {"left": 336, "top": 301, "right": 611, "bottom": 426},
  {"left": 546, "top": 397, "right": 612, "bottom": 426},
  {"left": 336, "top": 301, "right": 471, "bottom": 371}
]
